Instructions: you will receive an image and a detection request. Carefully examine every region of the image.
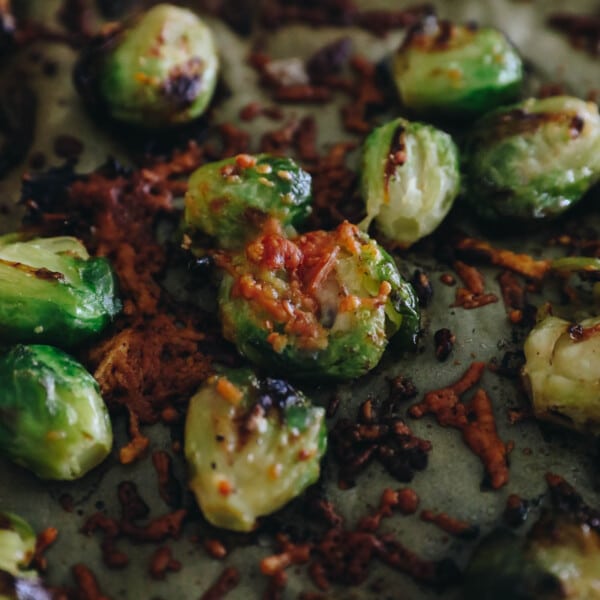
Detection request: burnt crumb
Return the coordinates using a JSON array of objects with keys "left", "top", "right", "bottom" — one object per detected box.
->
[
  {"left": 326, "top": 393, "right": 341, "bottom": 418},
  {"left": 434, "top": 328, "right": 455, "bottom": 361},
  {"left": 385, "top": 375, "right": 418, "bottom": 409},
  {"left": 20, "top": 163, "right": 78, "bottom": 225},
  {"left": 149, "top": 546, "right": 181, "bottom": 580},
  {"left": 330, "top": 397, "right": 431, "bottom": 487},
  {"left": 489, "top": 350, "right": 525, "bottom": 379},
  {"left": 59, "top": 494, "right": 75, "bottom": 513},
  {"left": 420, "top": 509, "right": 479, "bottom": 539},
  {"left": 411, "top": 269, "right": 433, "bottom": 307},
  {"left": 152, "top": 451, "right": 182, "bottom": 509},
  {"left": 306, "top": 37, "right": 353, "bottom": 83},
  {"left": 53, "top": 134, "right": 84, "bottom": 160},
  {"left": 503, "top": 493, "right": 530, "bottom": 527}
]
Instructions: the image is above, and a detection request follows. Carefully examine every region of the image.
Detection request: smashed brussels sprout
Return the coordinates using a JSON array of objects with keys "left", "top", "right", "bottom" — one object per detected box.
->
[
  {"left": 464, "top": 515, "right": 600, "bottom": 599},
  {"left": 0, "top": 234, "right": 120, "bottom": 347},
  {"left": 465, "top": 96, "right": 600, "bottom": 221},
  {"left": 185, "top": 369, "right": 326, "bottom": 532},
  {"left": 393, "top": 17, "right": 523, "bottom": 118},
  {"left": 522, "top": 314, "right": 600, "bottom": 435},
  {"left": 359, "top": 117, "right": 460, "bottom": 247},
  {"left": 217, "top": 219, "right": 420, "bottom": 380},
  {"left": 0, "top": 345, "right": 113, "bottom": 480},
  {"left": 97, "top": 3, "right": 218, "bottom": 127},
  {"left": 185, "top": 154, "right": 312, "bottom": 249}
]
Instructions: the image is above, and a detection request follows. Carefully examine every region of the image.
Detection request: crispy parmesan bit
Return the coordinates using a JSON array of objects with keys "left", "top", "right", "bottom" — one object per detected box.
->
[
  {"left": 452, "top": 260, "right": 498, "bottom": 309},
  {"left": 71, "top": 564, "right": 110, "bottom": 600},
  {"left": 420, "top": 510, "right": 479, "bottom": 539},
  {"left": 455, "top": 237, "right": 551, "bottom": 279},
  {"left": 410, "top": 363, "right": 510, "bottom": 489}
]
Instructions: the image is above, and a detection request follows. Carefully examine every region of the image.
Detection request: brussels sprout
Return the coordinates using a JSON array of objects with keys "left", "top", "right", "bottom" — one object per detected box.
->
[
  {"left": 359, "top": 117, "right": 460, "bottom": 247},
  {"left": 217, "top": 220, "right": 420, "bottom": 380},
  {"left": 464, "top": 515, "right": 600, "bottom": 599},
  {"left": 0, "top": 234, "right": 121, "bottom": 347},
  {"left": 97, "top": 3, "right": 219, "bottom": 127},
  {"left": 0, "top": 345, "right": 113, "bottom": 480},
  {"left": 0, "top": 513, "right": 35, "bottom": 577},
  {"left": 393, "top": 17, "right": 523, "bottom": 118},
  {"left": 184, "top": 368, "right": 326, "bottom": 532},
  {"left": 185, "top": 154, "right": 312, "bottom": 249},
  {"left": 0, "top": 512, "right": 51, "bottom": 600},
  {"left": 522, "top": 314, "right": 600, "bottom": 434},
  {"left": 465, "top": 96, "right": 600, "bottom": 221}
]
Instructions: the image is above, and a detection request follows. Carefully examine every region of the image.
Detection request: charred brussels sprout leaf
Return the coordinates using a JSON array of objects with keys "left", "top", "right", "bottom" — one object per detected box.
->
[
  {"left": 464, "top": 515, "right": 600, "bottom": 599},
  {"left": 522, "top": 314, "right": 600, "bottom": 435},
  {"left": 359, "top": 117, "right": 460, "bottom": 247},
  {"left": 465, "top": 96, "right": 600, "bottom": 222},
  {"left": 184, "top": 154, "right": 312, "bottom": 249},
  {"left": 217, "top": 220, "right": 419, "bottom": 380},
  {"left": 393, "top": 17, "right": 523, "bottom": 118},
  {"left": 0, "top": 345, "right": 113, "bottom": 480},
  {"left": 0, "top": 513, "right": 35, "bottom": 577},
  {"left": 0, "top": 234, "right": 121, "bottom": 347},
  {"left": 184, "top": 368, "right": 326, "bottom": 532},
  {"left": 96, "top": 3, "right": 218, "bottom": 127}
]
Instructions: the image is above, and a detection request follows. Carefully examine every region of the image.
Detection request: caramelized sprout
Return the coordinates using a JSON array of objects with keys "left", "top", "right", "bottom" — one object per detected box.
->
[
  {"left": 360, "top": 117, "right": 460, "bottom": 247},
  {"left": 0, "top": 345, "right": 113, "bottom": 480},
  {"left": 522, "top": 314, "right": 600, "bottom": 434},
  {"left": 465, "top": 96, "right": 600, "bottom": 221},
  {"left": 185, "top": 369, "right": 326, "bottom": 532},
  {"left": 185, "top": 154, "right": 312, "bottom": 249},
  {"left": 96, "top": 3, "right": 219, "bottom": 127},
  {"left": 0, "top": 234, "right": 121, "bottom": 347},
  {"left": 217, "top": 220, "right": 420, "bottom": 381},
  {"left": 393, "top": 17, "right": 523, "bottom": 118}
]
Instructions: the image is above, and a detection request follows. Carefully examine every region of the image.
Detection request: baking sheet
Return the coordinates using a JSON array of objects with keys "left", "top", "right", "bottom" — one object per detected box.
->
[{"left": 1, "top": 1, "right": 599, "bottom": 598}]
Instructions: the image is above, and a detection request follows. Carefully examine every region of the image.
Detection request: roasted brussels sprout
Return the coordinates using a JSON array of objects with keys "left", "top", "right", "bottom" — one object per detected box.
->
[
  {"left": 217, "top": 219, "right": 420, "bottom": 380},
  {"left": 0, "top": 234, "right": 120, "bottom": 347},
  {"left": 185, "top": 368, "right": 326, "bottom": 532},
  {"left": 0, "top": 512, "right": 51, "bottom": 600},
  {"left": 522, "top": 313, "right": 600, "bottom": 434},
  {"left": 96, "top": 3, "right": 219, "bottom": 127},
  {"left": 464, "top": 514, "right": 600, "bottom": 599},
  {"left": 0, "top": 512, "right": 35, "bottom": 577},
  {"left": 393, "top": 17, "right": 523, "bottom": 118},
  {"left": 0, "top": 345, "right": 113, "bottom": 480},
  {"left": 185, "top": 154, "right": 312, "bottom": 249},
  {"left": 359, "top": 117, "right": 460, "bottom": 247},
  {"left": 465, "top": 96, "right": 600, "bottom": 221}
]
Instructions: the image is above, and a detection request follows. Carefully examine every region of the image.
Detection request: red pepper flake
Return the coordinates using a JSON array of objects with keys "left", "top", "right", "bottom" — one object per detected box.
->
[
  {"left": 440, "top": 273, "right": 456, "bottom": 286},
  {"left": 149, "top": 546, "right": 182, "bottom": 580},
  {"left": 201, "top": 566, "right": 241, "bottom": 600},
  {"left": 410, "top": 362, "right": 510, "bottom": 489},
  {"left": 420, "top": 510, "right": 479, "bottom": 539}
]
